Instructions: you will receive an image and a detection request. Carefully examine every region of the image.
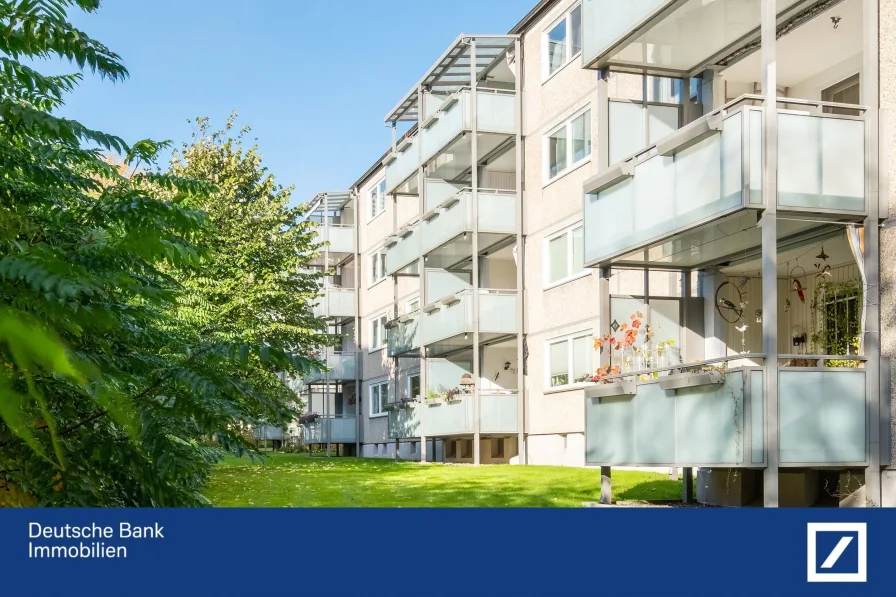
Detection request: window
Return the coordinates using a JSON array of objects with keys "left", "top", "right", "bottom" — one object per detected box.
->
[
  {"left": 370, "top": 250, "right": 387, "bottom": 285},
  {"left": 547, "top": 332, "right": 593, "bottom": 388},
  {"left": 545, "top": 4, "right": 582, "bottom": 78},
  {"left": 369, "top": 178, "right": 386, "bottom": 220},
  {"left": 546, "top": 224, "right": 585, "bottom": 286},
  {"left": 545, "top": 109, "right": 591, "bottom": 181},
  {"left": 370, "top": 314, "right": 388, "bottom": 351},
  {"left": 408, "top": 374, "right": 421, "bottom": 399},
  {"left": 406, "top": 297, "right": 420, "bottom": 314},
  {"left": 369, "top": 381, "right": 388, "bottom": 417},
  {"left": 822, "top": 74, "right": 860, "bottom": 115}
]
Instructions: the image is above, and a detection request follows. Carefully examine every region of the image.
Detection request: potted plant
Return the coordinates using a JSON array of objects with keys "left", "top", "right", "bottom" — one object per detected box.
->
[{"left": 299, "top": 412, "right": 320, "bottom": 425}]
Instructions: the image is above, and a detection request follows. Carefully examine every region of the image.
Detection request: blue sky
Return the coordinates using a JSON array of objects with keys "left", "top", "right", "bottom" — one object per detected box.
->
[{"left": 60, "top": 0, "right": 534, "bottom": 204}]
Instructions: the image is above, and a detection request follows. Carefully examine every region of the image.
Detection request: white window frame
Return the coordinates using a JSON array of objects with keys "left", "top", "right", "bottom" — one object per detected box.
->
[
  {"left": 369, "top": 313, "right": 389, "bottom": 352},
  {"left": 405, "top": 296, "right": 420, "bottom": 314},
  {"left": 369, "top": 249, "right": 387, "bottom": 287},
  {"left": 368, "top": 178, "right": 386, "bottom": 222},
  {"left": 543, "top": 107, "right": 592, "bottom": 184},
  {"left": 545, "top": 330, "right": 593, "bottom": 390},
  {"left": 542, "top": 2, "right": 583, "bottom": 82},
  {"left": 369, "top": 380, "right": 388, "bottom": 418},
  {"left": 544, "top": 223, "right": 587, "bottom": 289},
  {"left": 407, "top": 373, "right": 421, "bottom": 400}
]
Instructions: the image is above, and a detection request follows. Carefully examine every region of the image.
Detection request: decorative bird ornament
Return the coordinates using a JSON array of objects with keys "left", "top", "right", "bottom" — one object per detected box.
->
[
  {"left": 792, "top": 279, "right": 805, "bottom": 304},
  {"left": 718, "top": 297, "right": 743, "bottom": 319}
]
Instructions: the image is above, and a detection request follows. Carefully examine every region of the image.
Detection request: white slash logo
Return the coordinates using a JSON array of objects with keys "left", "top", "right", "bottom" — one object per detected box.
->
[{"left": 807, "top": 523, "right": 867, "bottom": 583}]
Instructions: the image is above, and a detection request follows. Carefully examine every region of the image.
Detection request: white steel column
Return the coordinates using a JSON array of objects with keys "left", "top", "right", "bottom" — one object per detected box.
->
[
  {"left": 353, "top": 189, "right": 360, "bottom": 457},
  {"left": 513, "top": 38, "right": 526, "bottom": 464},
  {"left": 760, "top": 0, "right": 779, "bottom": 507},
  {"left": 324, "top": 193, "right": 332, "bottom": 458},
  {"left": 416, "top": 87, "right": 428, "bottom": 464},
  {"left": 596, "top": 67, "right": 612, "bottom": 503},
  {"left": 471, "top": 40, "right": 482, "bottom": 466},
  {"left": 863, "top": 0, "right": 882, "bottom": 506}
]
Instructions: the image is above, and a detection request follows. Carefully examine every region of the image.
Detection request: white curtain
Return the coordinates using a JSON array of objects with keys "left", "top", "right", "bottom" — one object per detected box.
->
[{"left": 846, "top": 225, "right": 866, "bottom": 355}]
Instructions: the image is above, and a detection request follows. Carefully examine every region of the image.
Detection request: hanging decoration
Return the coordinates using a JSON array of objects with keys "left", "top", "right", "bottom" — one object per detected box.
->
[
  {"left": 790, "top": 265, "right": 807, "bottom": 304},
  {"left": 715, "top": 280, "right": 745, "bottom": 323}
]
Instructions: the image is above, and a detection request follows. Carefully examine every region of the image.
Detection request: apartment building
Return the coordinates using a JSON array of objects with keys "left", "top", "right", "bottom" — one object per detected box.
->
[{"left": 301, "top": 0, "right": 896, "bottom": 507}]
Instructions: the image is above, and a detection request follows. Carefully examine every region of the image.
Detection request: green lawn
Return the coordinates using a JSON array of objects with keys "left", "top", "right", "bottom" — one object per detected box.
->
[{"left": 206, "top": 453, "right": 683, "bottom": 507}]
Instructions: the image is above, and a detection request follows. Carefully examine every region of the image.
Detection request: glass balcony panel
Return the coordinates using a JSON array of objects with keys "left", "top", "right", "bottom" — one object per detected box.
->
[
  {"left": 585, "top": 111, "right": 744, "bottom": 265},
  {"left": 582, "top": 0, "right": 671, "bottom": 68},
  {"left": 423, "top": 397, "right": 473, "bottom": 436},
  {"left": 426, "top": 270, "right": 471, "bottom": 302},
  {"left": 387, "top": 312, "right": 420, "bottom": 357},
  {"left": 421, "top": 190, "right": 516, "bottom": 257},
  {"left": 312, "top": 225, "right": 354, "bottom": 254},
  {"left": 779, "top": 370, "right": 866, "bottom": 464},
  {"left": 609, "top": 101, "right": 643, "bottom": 165},
  {"left": 480, "top": 292, "right": 518, "bottom": 335},
  {"left": 388, "top": 402, "right": 420, "bottom": 438},
  {"left": 749, "top": 110, "right": 763, "bottom": 204},
  {"left": 421, "top": 290, "right": 518, "bottom": 346},
  {"left": 585, "top": 368, "right": 752, "bottom": 466},
  {"left": 303, "top": 415, "right": 357, "bottom": 443},
  {"left": 425, "top": 179, "right": 466, "bottom": 212},
  {"left": 647, "top": 104, "right": 679, "bottom": 144},
  {"left": 777, "top": 113, "right": 866, "bottom": 212},
  {"left": 750, "top": 369, "right": 764, "bottom": 464},
  {"left": 313, "top": 288, "right": 356, "bottom": 319},
  {"left": 480, "top": 392, "right": 518, "bottom": 434},
  {"left": 385, "top": 138, "right": 420, "bottom": 195},
  {"left": 421, "top": 295, "right": 470, "bottom": 345},
  {"left": 384, "top": 225, "right": 420, "bottom": 276},
  {"left": 307, "top": 350, "right": 359, "bottom": 383},
  {"left": 421, "top": 95, "right": 465, "bottom": 165},
  {"left": 477, "top": 90, "right": 516, "bottom": 133}
]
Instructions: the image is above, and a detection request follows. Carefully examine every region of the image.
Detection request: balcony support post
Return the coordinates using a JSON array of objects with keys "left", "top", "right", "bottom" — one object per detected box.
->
[
  {"left": 863, "top": 0, "right": 882, "bottom": 507},
  {"left": 471, "top": 40, "right": 482, "bottom": 467},
  {"left": 513, "top": 38, "right": 526, "bottom": 465},
  {"left": 417, "top": 85, "right": 428, "bottom": 465},
  {"left": 760, "top": 0, "right": 779, "bottom": 507},
  {"left": 600, "top": 466, "right": 612, "bottom": 505},
  {"left": 682, "top": 467, "right": 693, "bottom": 504},
  {"left": 596, "top": 69, "right": 610, "bottom": 176}
]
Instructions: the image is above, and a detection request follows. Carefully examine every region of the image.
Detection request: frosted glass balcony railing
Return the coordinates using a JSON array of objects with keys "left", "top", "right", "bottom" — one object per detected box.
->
[
  {"left": 312, "top": 225, "right": 355, "bottom": 254},
  {"left": 779, "top": 368, "right": 866, "bottom": 465},
  {"left": 584, "top": 97, "right": 868, "bottom": 265},
  {"left": 384, "top": 223, "right": 420, "bottom": 276},
  {"left": 386, "top": 311, "right": 420, "bottom": 357},
  {"left": 421, "top": 189, "right": 517, "bottom": 256},
  {"left": 582, "top": 0, "right": 671, "bottom": 68},
  {"left": 312, "top": 288, "right": 355, "bottom": 319},
  {"left": 421, "top": 289, "right": 518, "bottom": 346},
  {"left": 422, "top": 392, "right": 518, "bottom": 436},
  {"left": 420, "top": 89, "right": 516, "bottom": 166},
  {"left": 384, "top": 135, "right": 420, "bottom": 195},
  {"left": 586, "top": 363, "right": 764, "bottom": 467},
  {"left": 307, "top": 350, "right": 359, "bottom": 383},
  {"left": 425, "top": 270, "right": 471, "bottom": 302},
  {"left": 302, "top": 415, "right": 357, "bottom": 444},
  {"left": 388, "top": 402, "right": 420, "bottom": 439}
]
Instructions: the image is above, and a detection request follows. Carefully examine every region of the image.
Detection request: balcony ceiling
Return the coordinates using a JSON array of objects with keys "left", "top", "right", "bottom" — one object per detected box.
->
[
  {"left": 385, "top": 35, "right": 518, "bottom": 124},
  {"left": 610, "top": 210, "right": 845, "bottom": 270},
  {"left": 603, "top": 0, "right": 825, "bottom": 75},
  {"left": 722, "top": 0, "right": 861, "bottom": 88}
]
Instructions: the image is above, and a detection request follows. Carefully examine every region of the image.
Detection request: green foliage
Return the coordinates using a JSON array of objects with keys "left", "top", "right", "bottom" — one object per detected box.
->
[
  {"left": 810, "top": 279, "right": 863, "bottom": 368},
  {"left": 0, "top": 1, "right": 329, "bottom": 506}
]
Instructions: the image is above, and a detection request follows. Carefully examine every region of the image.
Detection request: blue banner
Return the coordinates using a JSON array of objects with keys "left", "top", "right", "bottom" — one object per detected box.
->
[{"left": 0, "top": 508, "right": 892, "bottom": 596}]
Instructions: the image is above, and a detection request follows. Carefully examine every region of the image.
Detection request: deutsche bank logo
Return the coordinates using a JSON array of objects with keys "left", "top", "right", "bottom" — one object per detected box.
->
[{"left": 806, "top": 523, "right": 867, "bottom": 583}]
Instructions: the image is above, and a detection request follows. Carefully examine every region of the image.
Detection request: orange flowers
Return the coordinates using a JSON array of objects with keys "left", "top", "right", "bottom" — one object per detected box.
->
[{"left": 592, "top": 365, "right": 621, "bottom": 382}]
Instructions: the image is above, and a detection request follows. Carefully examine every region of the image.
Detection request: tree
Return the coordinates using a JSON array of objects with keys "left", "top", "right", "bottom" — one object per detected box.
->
[{"left": 0, "top": 1, "right": 324, "bottom": 506}]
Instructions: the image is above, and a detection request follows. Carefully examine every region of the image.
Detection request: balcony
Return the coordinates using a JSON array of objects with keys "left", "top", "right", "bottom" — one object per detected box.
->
[
  {"left": 581, "top": 0, "right": 807, "bottom": 73},
  {"left": 384, "top": 134, "right": 420, "bottom": 196},
  {"left": 384, "top": 89, "right": 516, "bottom": 196},
  {"left": 383, "top": 221, "right": 420, "bottom": 276},
  {"left": 307, "top": 350, "right": 360, "bottom": 383},
  {"left": 584, "top": 97, "right": 868, "bottom": 268},
  {"left": 420, "top": 188, "right": 517, "bottom": 269},
  {"left": 302, "top": 415, "right": 358, "bottom": 444},
  {"left": 421, "top": 289, "right": 518, "bottom": 357},
  {"left": 387, "top": 401, "right": 421, "bottom": 439},
  {"left": 311, "top": 225, "right": 355, "bottom": 256},
  {"left": 422, "top": 391, "right": 519, "bottom": 437},
  {"left": 386, "top": 311, "right": 420, "bottom": 358},
  {"left": 312, "top": 288, "right": 356, "bottom": 319},
  {"left": 584, "top": 357, "right": 868, "bottom": 467}
]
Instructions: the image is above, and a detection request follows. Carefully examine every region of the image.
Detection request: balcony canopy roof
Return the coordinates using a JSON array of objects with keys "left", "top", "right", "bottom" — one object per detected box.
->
[
  {"left": 583, "top": 0, "right": 831, "bottom": 76},
  {"left": 385, "top": 34, "right": 518, "bottom": 124},
  {"left": 309, "top": 190, "right": 353, "bottom": 213}
]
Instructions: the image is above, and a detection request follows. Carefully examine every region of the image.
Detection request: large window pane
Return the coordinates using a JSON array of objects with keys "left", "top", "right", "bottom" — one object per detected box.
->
[
  {"left": 570, "top": 5, "right": 582, "bottom": 56},
  {"left": 378, "top": 180, "right": 386, "bottom": 213},
  {"left": 548, "top": 234, "right": 569, "bottom": 283},
  {"left": 572, "top": 335, "right": 592, "bottom": 383},
  {"left": 549, "top": 340, "right": 568, "bottom": 387},
  {"left": 548, "top": 127, "right": 567, "bottom": 178},
  {"left": 572, "top": 111, "right": 591, "bottom": 163},
  {"left": 571, "top": 227, "right": 584, "bottom": 273},
  {"left": 547, "top": 21, "right": 566, "bottom": 75},
  {"left": 410, "top": 375, "right": 421, "bottom": 399}
]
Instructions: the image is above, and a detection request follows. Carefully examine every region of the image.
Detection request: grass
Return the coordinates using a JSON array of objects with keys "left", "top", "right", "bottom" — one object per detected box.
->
[{"left": 206, "top": 453, "right": 683, "bottom": 507}]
